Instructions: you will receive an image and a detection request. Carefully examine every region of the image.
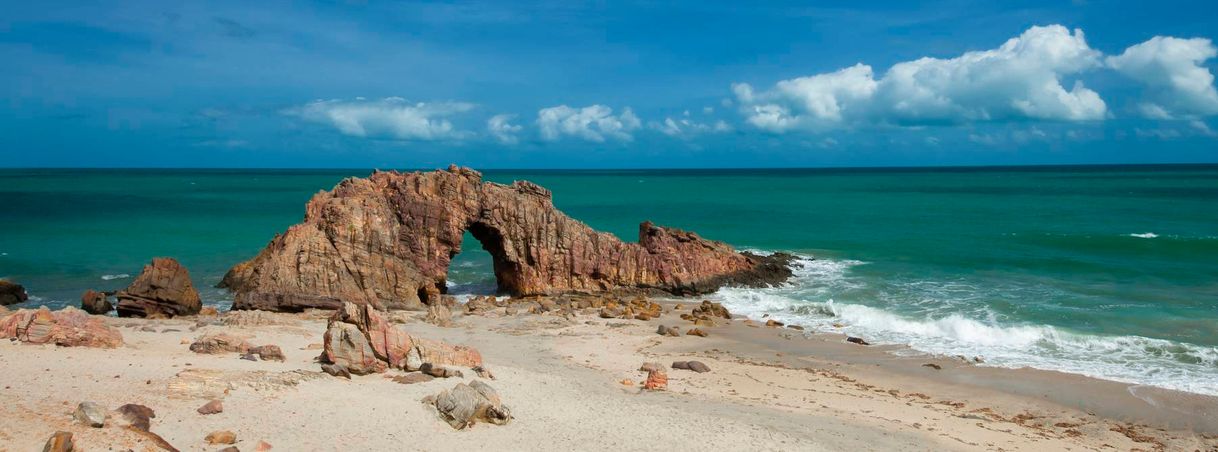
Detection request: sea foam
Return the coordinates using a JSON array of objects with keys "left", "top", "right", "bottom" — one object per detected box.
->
[
  {"left": 1128, "top": 232, "right": 1158, "bottom": 238},
  {"left": 713, "top": 253, "right": 1218, "bottom": 396},
  {"left": 101, "top": 274, "right": 131, "bottom": 281}
]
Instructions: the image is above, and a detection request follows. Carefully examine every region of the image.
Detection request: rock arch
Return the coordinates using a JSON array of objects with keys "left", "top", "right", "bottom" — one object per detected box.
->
[{"left": 221, "top": 165, "right": 791, "bottom": 312}]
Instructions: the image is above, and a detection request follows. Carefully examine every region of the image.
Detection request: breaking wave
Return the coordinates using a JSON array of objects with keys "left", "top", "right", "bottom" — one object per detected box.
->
[
  {"left": 101, "top": 274, "right": 131, "bottom": 281},
  {"left": 714, "top": 254, "right": 1218, "bottom": 396},
  {"left": 1128, "top": 232, "right": 1159, "bottom": 239}
]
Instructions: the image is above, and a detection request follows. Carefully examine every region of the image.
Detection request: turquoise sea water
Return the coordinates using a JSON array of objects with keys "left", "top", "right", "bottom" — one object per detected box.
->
[{"left": 1, "top": 166, "right": 1216, "bottom": 394}]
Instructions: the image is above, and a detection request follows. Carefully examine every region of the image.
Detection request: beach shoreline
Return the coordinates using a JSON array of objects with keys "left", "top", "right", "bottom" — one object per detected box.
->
[{"left": 1, "top": 299, "right": 1214, "bottom": 451}]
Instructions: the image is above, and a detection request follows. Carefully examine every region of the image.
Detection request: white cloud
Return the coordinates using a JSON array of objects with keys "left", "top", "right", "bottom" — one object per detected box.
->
[
  {"left": 537, "top": 105, "right": 641, "bottom": 142},
  {"left": 649, "top": 116, "right": 731, "bottom": 138},
  {"left": 733, "top": 25, "right": 1108, "bottom": 133},
  {"left": 1106, "top": 36, "right": 1218, "bottom": 119},
  {"left": 487, "top": 114, "right": 522, "bottom": 144},
  {"left": 285, "top": 97, "right": 474, "bottom": 140}
]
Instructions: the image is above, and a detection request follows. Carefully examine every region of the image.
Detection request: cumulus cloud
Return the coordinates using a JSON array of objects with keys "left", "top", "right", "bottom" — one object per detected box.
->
[
  {"left": 537, "top": 105, "right": 641, "bottom": 142},
  {"left": 285, "top": 97, "right": 474, "bottom": 141},
  {"left": 487, "top": 114, "right": 522, "bottom": 144},
  {"left": 649, "top": 111, "right": 731, "bottom": 138},
  {"left": 733, "top": 25, "right": 1108, "bottom": 133},
  {"left": 1106, "top": 36, "right": 1218, "bottom": 119}
]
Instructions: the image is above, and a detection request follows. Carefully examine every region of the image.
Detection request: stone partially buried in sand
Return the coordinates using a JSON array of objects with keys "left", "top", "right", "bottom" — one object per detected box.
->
[
  {"left": 73, "top": 401, "right": 107, "bottom": 428},
  {"left": 80, "top": 289, "right": 114, "bottom": 315},
  {"left": 0, "top": 306, "right": 123, "bottom": 348},
  {"left": 429, "top": 380, "right": 512, "bottom": 430},
  {"left": 116, "top": 258, "right": 201, "bottom": 318}
]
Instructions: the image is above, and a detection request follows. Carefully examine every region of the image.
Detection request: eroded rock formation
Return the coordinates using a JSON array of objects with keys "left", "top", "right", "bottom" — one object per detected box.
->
[
  {"left": 0, "top": 306, "right": 123, "bottom": 348},
  {"left": 223, "top": 165, "right": 790, "bottom": 311},
  {"left": 116, "top": 258, "right": 201, "bottom": 318},
  {"left": 0, "top": 280, "right": 29, "bottom": 306}
]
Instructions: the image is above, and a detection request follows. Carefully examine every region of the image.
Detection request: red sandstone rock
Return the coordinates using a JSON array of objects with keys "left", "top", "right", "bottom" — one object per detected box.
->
[
  {"left": 0, "top": 306, "right": 123, "bottom": 348},
  {"left": 189, "top": 333, "right": 252, "bottom": 354},
  {"left": 42, "top": 431, "right": 73, "bottom": 452},
  {"left": 644, "top": 369, "right": 668, "bottom": 390},
  {"left": 197, "top": 400, "right": 223, "bottom": 415},
  {"left": 116, "top": 258, "right": 201, "bottom": 318},
  {"left": 80, "top": 290, "right": 113, "bottom": 315},
  {"left": 322, "top": 302, "right": 481, "bottom": 375},
  {"left": 223, "top": 166, "right": 791, "bottom": 312}
]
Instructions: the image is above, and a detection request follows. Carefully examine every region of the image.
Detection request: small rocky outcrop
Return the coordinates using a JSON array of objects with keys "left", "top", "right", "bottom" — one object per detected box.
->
[
  {"left": 322, "top": 302, "right": 482, "bottom": 375},
  {"left": 116, "top": 403, "right": 156, "bottom": 432},
  {"left": 80, "top": 290, "right": 113, "bottom": 315},
  {"left": 0, "top": 280, "right": 28, "bottom": 306},
  {"left": 691, "top": 300, "right": 731, "bottom": 319},
  {"left": 0, "top": 306, "right": 123, "bottom": 348},
  {"left": 428, "top": 380, "right": 512, "bottom": 429},
  {"left": 222, "top": 166, "right": 792, "bottom": 312},
  {"left": 644, "top": 370, "right": 668, "bottom": 390},
  {"left": 189, "top": 333, "right": 252, "bottom": 354},
  {"left": 116, "top": 258, "right": 201, "bottom": 318}
]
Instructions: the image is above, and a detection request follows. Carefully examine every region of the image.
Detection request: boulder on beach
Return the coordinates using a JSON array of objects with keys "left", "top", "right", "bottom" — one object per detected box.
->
[
  {"left": 692, "top": 300, "right": 731, "bottom": 319},
  {"left": 672, "top": 361, "right": 711, "bottom": 373},
  {"left": 189, "top": 333, "right": 252, "bottom": 354},
  {"left": 73, "top": 402, "right": 107, "bottom": 428},
  {"left": 0, "top": 306, "right": 123, "bottom": 348},
  {"left": 322, "top": 301, "right": 482, "bottom": 375},
  {"left": 221, "top": 166, "right": 793, "bottom": 312},
  {"left": 80, "top": 290, "right": 113, "bottom": 315},
  {"left": 429, "top": 380, "right": 512, "bottom": 430},
  {"left": 116, "top": 258, "right": 201, "bottom": 318},
  {"left": 0, "top": 279, "right": 29, "bottom": 306}
]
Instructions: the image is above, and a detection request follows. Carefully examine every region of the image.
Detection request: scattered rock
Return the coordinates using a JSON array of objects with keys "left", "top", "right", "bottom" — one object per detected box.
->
[
  {"left": 255, "top": 440, "right": 273, "bottom": 451},
  {"left": 430, "top": 380, "right": 512, "bottom": 430},
  {"left": 320, "top": 363, "right": 351, "bottom": 379},
  {"left": 922, "top": 363, "right": 942, "bottom": 370},
  {"left": 765, "top": 319, "right": 784, "bottom": 327},
  {"left": 643, "top": 370, "right": 667, "bottom": 390},
  {"left": 250, "top": 345, "right": 285, "bottom": 362},
  {"left": 656, "top": 325, "right": 680, "bottom": 336},
  {"left": 42, "top": 431, "right": 73, "bottom": 452},
  {"left": 322, "top": 302, "right": 482, "bottom": 375},
  {"left": 221, "top": 166, "right": 791, "bottom": 312},
  {"left": 686, "top": 328, "right": 708, "bottom": 337},
  {"left": 0, "top": 306, "right": 123, "bottom": 348},
  {"left": 116, "top": 403, "right": 156, "bottom": 432},
  {"left": 197, "top": 399, "right": 223, "bottom": 415},
  {"left": 786, "top": 324, "right": 805, "bottom": 331},
  {"left": 73, "top": 401, "right": 107, "bottom": 427},
  {"left": 392, "top": 373, "right": 435, "bottom": 384},
  {"left": 473, "top": 365, "right": 495, "bottom": 380},
  {"left": 0, "top": 280, "right": 29, "bottom": 306},
  {"left": 115, "top": 257, "right": 202, "bottom": 318},
  {"left": 672, "top": 361, "right": 710, "bottom": 373},
  {"left": 638, "top": 362, "right": 664, "bottom": 372},
  {"left": 691, "top": 300, "right": 731, "bottom": 319},
  {"left": 189, "top": 333, "right": 252, "bottom": 354},
  {"left": 80, "top": 290, "right": 113, "bottom": 315},
  {"left": 846, "top": 336, "right": 870, "bottom": 345},
  {"left": 205, "top": 430, "right": 237, "bottom": 445},
  {"left": 199, "top": 306, "right": 220, "bottom": 316},
  {"left": 420, "top": 363, "right": 464, "bottom": 378},
  {"left": 598, "top": 307, "right": 622, "bottom": 319}
]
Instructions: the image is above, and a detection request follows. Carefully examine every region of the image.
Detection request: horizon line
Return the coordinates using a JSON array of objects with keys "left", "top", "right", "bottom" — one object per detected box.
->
[{"left": 3, "top": 162, "right": 1218, "bottom": 172}]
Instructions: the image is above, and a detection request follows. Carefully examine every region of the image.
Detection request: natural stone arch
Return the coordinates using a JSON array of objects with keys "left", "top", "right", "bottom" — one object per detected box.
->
[{"left": 222, "top": 165, "right": 790, "bottom": 312}]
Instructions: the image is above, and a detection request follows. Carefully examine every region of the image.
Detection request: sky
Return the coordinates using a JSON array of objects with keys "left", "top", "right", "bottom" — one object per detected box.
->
[{"left": 2, "top": 0, "right": 1217, "bottom": 169}]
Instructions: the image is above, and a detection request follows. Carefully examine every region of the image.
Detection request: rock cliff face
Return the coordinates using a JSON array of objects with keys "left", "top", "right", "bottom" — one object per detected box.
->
[{"left": 223, "top": 165, "right": 790, "bottom": 311}]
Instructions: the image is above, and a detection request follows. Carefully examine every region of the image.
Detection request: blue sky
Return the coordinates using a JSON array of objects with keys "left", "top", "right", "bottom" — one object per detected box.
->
[{"left": 2, "top": 1, "right": 1217, "bottom": 168}]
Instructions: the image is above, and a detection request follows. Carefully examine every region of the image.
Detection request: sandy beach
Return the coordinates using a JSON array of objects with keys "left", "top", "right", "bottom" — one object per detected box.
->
[{"left": 2, "top": 300, "right": 1214, "bottom": 451}]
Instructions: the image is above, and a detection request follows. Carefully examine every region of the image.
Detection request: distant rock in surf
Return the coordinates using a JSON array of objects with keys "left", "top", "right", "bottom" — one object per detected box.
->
[
  {"left": 116, "top": 258, "right": 201, "bottom": 318},
  {"left": 221, "top": 165, "right": 793, "bottom": 312},
  {"left": 0, "top": 279, "right": 28, "bottom": 306}
]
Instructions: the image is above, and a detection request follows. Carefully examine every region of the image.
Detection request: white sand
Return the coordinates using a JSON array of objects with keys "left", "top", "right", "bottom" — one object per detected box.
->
[{"left": 1, "top": 305, "right": 1214, "bottom": 451}]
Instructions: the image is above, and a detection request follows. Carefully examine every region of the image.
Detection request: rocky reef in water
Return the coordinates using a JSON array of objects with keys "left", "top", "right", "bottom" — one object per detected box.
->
[{"left": 221, "top": 165, "right": 791, "bottom": 311}]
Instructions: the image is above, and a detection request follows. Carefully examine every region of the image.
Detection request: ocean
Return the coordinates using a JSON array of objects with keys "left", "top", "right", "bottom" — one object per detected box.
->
[{"left": 1, "top": 166, "right": 1216, "bottom": 395}]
